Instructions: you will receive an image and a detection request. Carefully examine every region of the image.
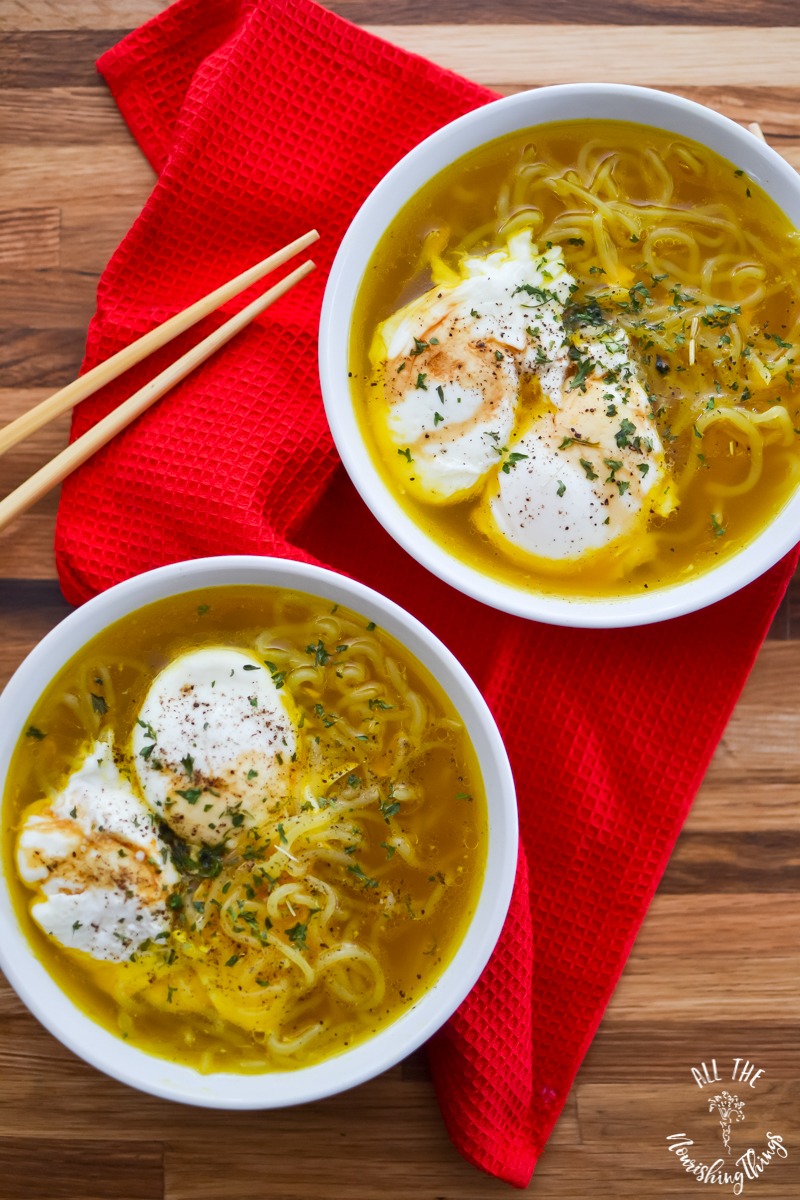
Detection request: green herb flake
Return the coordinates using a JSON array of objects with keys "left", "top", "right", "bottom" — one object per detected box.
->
[
  {"left": 181, "top": 754, "right": 194, "bottom": 776},
  {"left": 615, "top": 418, "right": 636, "bottom": 449},
  {"left": 90, "top": 693, "right": 108, "bottom": 716},
  {"left": 26, "top": 726, "right": 46, "bottom": 740},
  {"left": 286, "top": 922, "right": 309, "bottom": 950},
  {"left": 225, "top": 954, "right": 241, "bottom": 967},
  {"left": 415, "top": 372, "right": 428, "bottom": 390},
  {"left": 579, "top": 457, "right": 598, "bottom": 481},
  {"left": 397, "top": 447, "right": 413, "bottom": 463},
  {"left": 501, "top": 451, "right": 528, "bottom": 474},
  {"left": 175, "top": 788, "right": 202, "bottom": 804},
  {"left": 306, "top": 639, "right": 331, "bottom": 667},
  {"left": 556, "top": 480, "right": 566, "bottom": 497},
  {"left": 347, "top": 863, "right": 379, "bottom": 889}
]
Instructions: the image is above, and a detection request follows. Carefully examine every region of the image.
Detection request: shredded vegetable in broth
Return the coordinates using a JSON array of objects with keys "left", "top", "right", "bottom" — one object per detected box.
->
[
  {"left": 350, "top": 119, "right": 800, "bottom": 597},
  {"left": 3, "top": 587, "right": 486, "bottom": 1073}
]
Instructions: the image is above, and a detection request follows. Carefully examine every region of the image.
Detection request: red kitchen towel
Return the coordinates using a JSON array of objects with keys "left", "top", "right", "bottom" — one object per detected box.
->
[{"left": 53, "top": 0, "right": 797, "bottom": 1186}]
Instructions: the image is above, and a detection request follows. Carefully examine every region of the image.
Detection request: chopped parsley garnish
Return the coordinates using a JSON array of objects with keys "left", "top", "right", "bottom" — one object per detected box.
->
[
  {"left": 556, "top": 480, "right": 566, "bottom": 497},
  {"left": 433, "top": 411, "right": 444, "bottom": 426},
  {"left": 175, "top": 788, "right": 202, "bottom": 804},
  {"left": 181, "top": 754, "right": 194, "bottom": 776},
  {"left": 264, "top": 660, "right": 286, "bottom": 690},
  {"left": 501, "top": 451, "right": 528, "bottom": 474},
  {"left": 276, "top": 823, "right": 288, "bottom": 844},
  {"left": 711, "top": 513, "right": 726, "bottom": 538},
  {"left": 564, "top": 297, "right": 606, "bottom": 330},
  {"left": 368, "top": 698, "right": 393, "bottom": 711},
  {"left": 381, "top": 841, "right": 396, "bottom": 859},
  {"left": 397, "top": 447, "right": 413, "bottom": 463},
  {"left": 615, "top": 418, "right": 637, "bottom": 449},
  {"left": 90, "top": 693, "right": 108, "bottom": 716},
  {"left": 225, "top": 954, "right": 241, "bottom": 967},
  {"left": 415, "top": 372, "right": 428, "bottom": 390},
  {"left": 197, "top": 604, "right": 210, "bottom": 616},
  {"left": 26, "top": 725, "right": 46, "bottom": 740},
  {"left": 579, "top": 458, "right": 598, "bottom": 481},
  {"left": 379, "top": 797, "right": 401, "bottom": 822},
  {"left": 286, "top": 922, "right": 308, "bottom": 950},
  {"left": 347, "top": 863, "right": 379, "bottom": 889},
  {"left": 306, "top": 639, "right": 331, "bottom": 667}
]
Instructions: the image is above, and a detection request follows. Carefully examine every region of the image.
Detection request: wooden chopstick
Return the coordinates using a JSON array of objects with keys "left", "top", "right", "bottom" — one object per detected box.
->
[
  {"left": 0, "top": 257, "right": 315, "bottom": 535},
  {"left": 0, "top": 228, "right": 319, "bottom": 458}
]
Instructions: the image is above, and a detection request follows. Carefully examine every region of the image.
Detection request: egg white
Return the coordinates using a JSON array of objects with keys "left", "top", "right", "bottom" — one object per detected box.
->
[{"left": 133, "top": 647, "right": 296, "bottom": 845}]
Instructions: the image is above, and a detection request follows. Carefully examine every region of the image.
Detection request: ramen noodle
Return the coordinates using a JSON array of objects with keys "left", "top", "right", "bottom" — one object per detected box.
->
[
  {"left": 3, "top": 587, "right": 486, "bottom": 1073},
  {"left": 350, "top": 119, "right": 800, "bottom": 597}
]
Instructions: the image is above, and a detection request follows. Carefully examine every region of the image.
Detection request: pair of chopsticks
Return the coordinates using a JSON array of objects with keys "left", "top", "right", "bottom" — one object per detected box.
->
[{"left": 0, "top": 230, "right": 319, "bottom": 534}]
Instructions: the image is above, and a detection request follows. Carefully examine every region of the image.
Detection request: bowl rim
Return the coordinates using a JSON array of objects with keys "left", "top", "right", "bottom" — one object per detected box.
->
[
  {"left": 0, "top": 555, "right": 518, "bottom": 1107},
  {"left": 319, "top": 83, "right": 800, "bottom": 628}
]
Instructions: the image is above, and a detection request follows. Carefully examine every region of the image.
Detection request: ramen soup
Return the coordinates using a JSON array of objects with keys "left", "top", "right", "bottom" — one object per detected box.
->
[
  {"left": 3, "top": 587, "right": 486, "bottom": 1073},
  {"left": 350, "top": 119, "right": 800, "bottom": 597}
]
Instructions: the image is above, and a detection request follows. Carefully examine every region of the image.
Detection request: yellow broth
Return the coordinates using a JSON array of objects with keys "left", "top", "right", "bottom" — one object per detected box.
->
[
  {"left": 3, "top": 586, "right": 486, "bottom": 1073},
  {"left": 350, "top": 119, "right": 800, "bottom": 597}
]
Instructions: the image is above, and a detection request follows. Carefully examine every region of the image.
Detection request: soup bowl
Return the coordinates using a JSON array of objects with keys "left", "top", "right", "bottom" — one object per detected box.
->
[
  {"left": 319, "top": 83, "right": 800, "bottom": 627},
  {"left": 0, "top": 556, "right": 517, "bottom": 1106}
]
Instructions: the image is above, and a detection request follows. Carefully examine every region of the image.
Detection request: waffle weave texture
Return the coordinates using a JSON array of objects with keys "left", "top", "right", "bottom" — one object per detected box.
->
[{"left": 52, "top": 0, "right": 798, "bottom": 1186}]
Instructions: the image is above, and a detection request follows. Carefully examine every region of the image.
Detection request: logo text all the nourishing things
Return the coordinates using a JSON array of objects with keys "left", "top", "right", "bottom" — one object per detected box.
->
[{"left": 664, "top": 1059, "right": 788, "bottom": 1195}]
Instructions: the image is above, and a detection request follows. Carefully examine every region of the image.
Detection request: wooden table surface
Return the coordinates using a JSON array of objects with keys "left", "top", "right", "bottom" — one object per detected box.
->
[{"left": 2, "top": 2, "right": 800, "bottom": 1198}]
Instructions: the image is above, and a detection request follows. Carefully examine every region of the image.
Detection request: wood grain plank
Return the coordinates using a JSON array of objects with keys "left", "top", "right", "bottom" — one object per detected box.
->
[
  {"left": 0, "top": 88, "right": 132, "bottom": 145},
  {"left": 0, "top": 208, "right": 59, "bottom": 268},
  {"left": 5, "top": 0, "right": 800, "bottom": 30},
  {"left": 0, "top": 327, "right": 90, "bottom": 387},
  {"left": 0, "top": 1, "right": 166, "bottom": 33},
  {"left": 659, "top": 831, "right": 800, "bottom": 892},
  {"left": 0, "top": 32, "right": 122, "bottom": 87},
  {"left": 1, "top": 146, "right": 154, "bottom": 207},
  {"left": 606, "top": 894, "right": 800, "bottom": 1021},
  {"left": 0, "top": 269, "right": 98, "bottom": 326},
  {"left": 364, "top": 26, "right": 800, "bottom": 86},
  {"left": 342, "top": 0, "right": 800, "bottom": 21},
  {"left": 0, "top": 1138, "right": 164, "bottom": 1200},
  {"left": 580, "top": 1019, "right": 800, "bottom": 1079}
]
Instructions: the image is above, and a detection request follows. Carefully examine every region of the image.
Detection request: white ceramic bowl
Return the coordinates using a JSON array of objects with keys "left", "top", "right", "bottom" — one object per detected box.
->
[
  {"left": 0, "top": 556, "right": 517, "bottom": 1106},
  {"left": 319, "top": 83, "right": 800, "bottom": 628}
]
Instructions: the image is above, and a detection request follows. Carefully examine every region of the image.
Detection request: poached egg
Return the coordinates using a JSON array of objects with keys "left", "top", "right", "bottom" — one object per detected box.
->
[
  {"left": 133, "top": 647, "right": 296, "bottom": 845},
  {"left": 373, "top": 232, "right": 674, "bottom": 562},
  {"left": 17, "top": 739, "right": 177, "bottom": 961},
  {"left": 372, "top": 232, "right": 574, "bottom": 502},
  {"left": 481, "top": 321, "right": 674, "bottom": 560}
]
